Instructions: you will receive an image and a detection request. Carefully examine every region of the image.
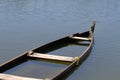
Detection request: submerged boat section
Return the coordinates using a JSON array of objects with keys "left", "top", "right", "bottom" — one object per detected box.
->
[{"left": 0, "top": 21, "right": 96, "bottom": 80}]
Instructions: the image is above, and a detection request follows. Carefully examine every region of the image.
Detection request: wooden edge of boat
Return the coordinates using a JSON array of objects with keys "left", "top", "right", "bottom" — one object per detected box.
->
[
  {"left": 51, "top": 21, "right": 95, "bottom": 80},
  {"left": 0, "top": 73, "right": 42, "bottom": 80},
  {"left": 0, "top": 21, "right": 96, "bottom": 80}
]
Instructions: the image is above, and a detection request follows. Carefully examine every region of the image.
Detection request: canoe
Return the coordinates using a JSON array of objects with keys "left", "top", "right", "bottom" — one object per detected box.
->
[{"left": 0, "top": 21, "right": 96, "bottom": 80}]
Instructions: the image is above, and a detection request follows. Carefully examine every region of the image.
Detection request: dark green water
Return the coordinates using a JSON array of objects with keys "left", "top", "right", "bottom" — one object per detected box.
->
[{"left": 0, "top": 0, "right": 120, "bottom": 80}]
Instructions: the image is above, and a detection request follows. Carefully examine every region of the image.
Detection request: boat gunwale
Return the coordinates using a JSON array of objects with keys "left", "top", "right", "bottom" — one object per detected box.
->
[{"left": 51, "top": 30, "right": 95, "bottom": 80}]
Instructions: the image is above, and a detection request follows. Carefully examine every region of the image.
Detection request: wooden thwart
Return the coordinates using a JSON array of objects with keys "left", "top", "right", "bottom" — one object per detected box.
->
[
  {"left": 0, "top": 73, "right": 43, "bottom": 80},
  {"left": 28, "top": 53, "right": 75, "bottom": 62},
  {"left": 71, "top": 36, "right": 90, "bottom": 41}
]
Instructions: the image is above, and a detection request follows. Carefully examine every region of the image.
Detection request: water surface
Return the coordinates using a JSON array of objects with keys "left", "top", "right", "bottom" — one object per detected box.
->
[{"left": 0, "top": 0, "right": 120, "bottom": 80}]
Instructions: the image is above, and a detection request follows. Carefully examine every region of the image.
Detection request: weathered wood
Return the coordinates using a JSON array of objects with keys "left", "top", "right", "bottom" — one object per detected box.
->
[
  {"left": 0, "top": 73, "right": 43, "bottom": 80},
  {"left": 70, "top": 36, "right": 90, "bottom": 41},
  {"left": 28, "top": 53, "right": 75, "bottom": 62}
]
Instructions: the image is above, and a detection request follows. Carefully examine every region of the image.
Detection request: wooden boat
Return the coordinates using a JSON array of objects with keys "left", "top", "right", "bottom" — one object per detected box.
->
[{"left": 0, "top": 21, "right": 96, "bottom": 80}]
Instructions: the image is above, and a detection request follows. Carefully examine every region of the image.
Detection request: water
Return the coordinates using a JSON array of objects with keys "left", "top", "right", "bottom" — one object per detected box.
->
[
  {"left": 4, "top": 60, "right": 68, "bottom": 79},
  {"left": 0, "top": 0, "right": 120, "bottom": 80}
]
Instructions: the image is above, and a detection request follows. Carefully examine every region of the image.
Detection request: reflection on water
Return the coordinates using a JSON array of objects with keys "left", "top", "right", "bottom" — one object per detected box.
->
[{"left": 0, "top": 0, "right": 120, "bottom": 80}]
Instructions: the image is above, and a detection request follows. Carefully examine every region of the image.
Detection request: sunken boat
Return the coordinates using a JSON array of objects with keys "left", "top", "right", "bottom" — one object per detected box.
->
[{"left": 0, "top": 21, "right": 96, "bottom": 80}]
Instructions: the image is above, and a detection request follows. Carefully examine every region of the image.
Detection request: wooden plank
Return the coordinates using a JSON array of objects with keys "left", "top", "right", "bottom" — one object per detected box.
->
[
  {"left": 70, "top": 36, "right": 90, "bottom": 41},
  {"left": 0, "top": 73, "right": 43, "bottom": 80},
  {"left": 28, "top": 53, "right": 75, "bottom": 62}
]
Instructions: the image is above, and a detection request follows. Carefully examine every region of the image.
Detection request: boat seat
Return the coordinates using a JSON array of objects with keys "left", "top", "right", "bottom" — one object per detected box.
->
[
  {"left": 69, "top": 35, "right": 91, "bottom": 41},
  {"left": 28, "top": 52, "right": 75, "bottom": 62},
  {"left": 0, "top": 73, "right": 43, "bottom": 80}
]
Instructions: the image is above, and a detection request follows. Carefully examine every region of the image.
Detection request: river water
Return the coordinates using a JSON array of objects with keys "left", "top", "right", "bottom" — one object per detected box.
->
[{"left": 0, "top": 0, "right": 120, "bottom": 80}]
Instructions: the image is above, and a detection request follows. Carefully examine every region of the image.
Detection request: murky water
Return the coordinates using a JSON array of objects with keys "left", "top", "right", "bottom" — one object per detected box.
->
[{"left": 0, "top": 0, "right": 120, "bottom": 80}]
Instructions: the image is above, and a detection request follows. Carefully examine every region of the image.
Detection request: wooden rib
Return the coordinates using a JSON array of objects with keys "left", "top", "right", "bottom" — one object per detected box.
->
[
  {"left": 28, "top": 53, "right": 75, "bottom": 62},
  {"left": 71, "top": 36, "right": 90, "bottom": 41},
  {"left": 0, "top": 73, "right": 43, "bottom": 80}
]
